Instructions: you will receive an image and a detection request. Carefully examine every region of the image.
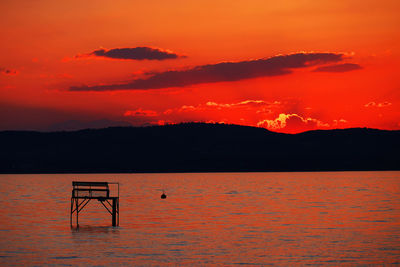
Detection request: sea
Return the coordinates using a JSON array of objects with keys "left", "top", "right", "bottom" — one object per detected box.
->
[{"left": 0, "top": 171, "right": 399, "bottom": 266}]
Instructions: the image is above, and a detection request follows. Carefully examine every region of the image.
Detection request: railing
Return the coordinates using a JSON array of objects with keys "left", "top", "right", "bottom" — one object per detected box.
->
[{"left": 72, "top": 181, "right": 112, "bottom": 198}]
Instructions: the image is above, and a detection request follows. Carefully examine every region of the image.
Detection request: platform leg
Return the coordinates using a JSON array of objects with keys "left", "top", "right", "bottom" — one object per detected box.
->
[
  {"left": 112, "top": 198, "right": 117, "bottom": 226},
  {"left": 117, "top": 198, "right": 119, "bottom": 226},
  {"left": 76, "top": 198, "right": 79, "bottom": 227},
  {"left": 70, "top": 198, "right": 73, "bottom": 226}
]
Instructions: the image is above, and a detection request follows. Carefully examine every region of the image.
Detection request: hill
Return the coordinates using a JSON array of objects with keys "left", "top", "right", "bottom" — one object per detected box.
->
[{"left": 0, "top": 123, "right": 398, "bottom": 173}]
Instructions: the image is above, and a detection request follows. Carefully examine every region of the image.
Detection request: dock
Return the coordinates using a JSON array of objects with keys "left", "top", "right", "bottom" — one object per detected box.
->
[{"left": 70, "top": 181, "right": 119, "bottom": 227}]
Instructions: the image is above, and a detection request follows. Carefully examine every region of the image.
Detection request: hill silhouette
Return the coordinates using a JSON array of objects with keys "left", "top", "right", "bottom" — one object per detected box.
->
[{"left": 0, "top": 123, "right": 398, "bottom": 173}]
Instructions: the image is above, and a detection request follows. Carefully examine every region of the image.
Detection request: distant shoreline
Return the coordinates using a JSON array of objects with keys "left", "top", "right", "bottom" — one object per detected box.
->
[
  {"left": 1, "top": 169, "right": 400, "bottom": 175},
  {"left": 1, "top": 123, "right": 399, "bottom": 174}
]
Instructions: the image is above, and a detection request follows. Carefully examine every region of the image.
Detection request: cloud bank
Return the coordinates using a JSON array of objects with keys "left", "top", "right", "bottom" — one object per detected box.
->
[
  {"left": 70, "top": 52, "right": 345, "bottom": 91},
  {"left": 76, "top": 47, "right": 183, "bottom": 61}
]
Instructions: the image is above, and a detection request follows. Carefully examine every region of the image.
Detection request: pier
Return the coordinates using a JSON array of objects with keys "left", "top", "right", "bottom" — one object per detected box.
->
[{"left": 70, "top": 181, "right": 119, "bottom": 227}]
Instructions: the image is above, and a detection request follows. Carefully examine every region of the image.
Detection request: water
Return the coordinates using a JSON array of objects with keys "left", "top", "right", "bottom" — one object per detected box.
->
[{"left": 0, "top": 172, "right": 399, "bottom": 266}]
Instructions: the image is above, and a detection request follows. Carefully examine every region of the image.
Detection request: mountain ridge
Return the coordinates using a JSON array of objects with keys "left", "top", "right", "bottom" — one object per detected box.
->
[{"left": 0, "top": 123, "right": 399, "bottom": 173}]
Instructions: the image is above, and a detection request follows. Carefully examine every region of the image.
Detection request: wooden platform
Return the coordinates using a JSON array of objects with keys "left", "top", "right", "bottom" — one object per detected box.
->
[{"left": 70, "top": 181, "right": 119, "bottom": 227}]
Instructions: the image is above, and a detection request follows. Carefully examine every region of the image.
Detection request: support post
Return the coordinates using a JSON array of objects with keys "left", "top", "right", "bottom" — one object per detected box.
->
[
  {"left": 117, "top": 198, "right": 119, "bottom": 226},
  {"left": 112, "top": 198, "right": 117, "bottom": 226},
  {"left": 70, "top": 198, "right": 73, "bottom": 226},
  {"left": 76, "top": 198, "right": 79, "bottom": 227}
]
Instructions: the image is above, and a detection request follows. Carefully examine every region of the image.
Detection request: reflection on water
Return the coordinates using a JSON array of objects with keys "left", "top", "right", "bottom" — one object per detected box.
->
[
  {"left": 0, "top": 171, "right": 400, "bottom": 265},
  {"left": 71, "top": 225, "right": 120, "bottom": 234}
]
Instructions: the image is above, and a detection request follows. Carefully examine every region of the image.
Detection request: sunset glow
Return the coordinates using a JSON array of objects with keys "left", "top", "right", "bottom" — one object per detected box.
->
[{"left": 1, "top": 0, "right": 399, "bottom": 133}]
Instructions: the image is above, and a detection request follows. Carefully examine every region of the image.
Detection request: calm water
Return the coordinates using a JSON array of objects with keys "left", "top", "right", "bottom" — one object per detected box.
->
[{"left": 0, "top": 172, "right": 400, "bottom": 266}]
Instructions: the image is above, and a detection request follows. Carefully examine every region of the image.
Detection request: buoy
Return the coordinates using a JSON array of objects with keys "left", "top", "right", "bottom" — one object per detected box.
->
[{"left": 161, "top": 191, "right": 167, "bottom": 199}]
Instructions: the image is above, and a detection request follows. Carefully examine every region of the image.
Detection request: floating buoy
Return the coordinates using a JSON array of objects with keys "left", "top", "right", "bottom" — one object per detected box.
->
[{"left": 161, "top": 191, "right": 167, "bottom": 199}]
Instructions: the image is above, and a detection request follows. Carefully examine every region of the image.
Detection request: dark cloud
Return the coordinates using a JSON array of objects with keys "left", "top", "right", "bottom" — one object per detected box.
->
[
  {"left": 70, "top": 52, "right": 345, "bottom": 91},
  {"left": 0, "top": 67, "right": 18, "bottom": 75},
  {"left": 77, "top": 47, "right": 182, "bottom": 60},
  {"left": 313, "top": 63, "right": 362, "bottom": 72}
]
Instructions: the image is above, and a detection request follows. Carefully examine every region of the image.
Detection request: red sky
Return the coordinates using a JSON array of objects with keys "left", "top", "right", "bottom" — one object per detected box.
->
[{"left": 1, "top": 0, "right": 399, "bottom": 133}]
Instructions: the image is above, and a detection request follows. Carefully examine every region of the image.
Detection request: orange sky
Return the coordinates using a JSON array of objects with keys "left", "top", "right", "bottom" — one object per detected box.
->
[{"left": 1, "top": 0, "right": 399, "bottom": 133}]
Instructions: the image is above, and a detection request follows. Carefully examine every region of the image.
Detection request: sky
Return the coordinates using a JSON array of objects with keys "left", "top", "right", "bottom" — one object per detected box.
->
[{"left": 1, "top": 0, "right": 399, "bottom": 133}]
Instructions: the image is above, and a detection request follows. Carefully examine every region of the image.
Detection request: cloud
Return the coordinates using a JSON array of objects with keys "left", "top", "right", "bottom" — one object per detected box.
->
[
  {"left": 313, "top": 63, "right": 362, "bottom": 72},
  {"left": 75, "top": 47, "right": 183, "bottom": 61},
  {"left": 364, "top": 101, "right": 392, "bottom": 108},
  {"left": 257, "top": 113, "right": 329, "bottom": 132},
  {"left": 163, "top": 105, "right": 204, "bottom": 115},
  {"left": 124, "top": 108, "right": 158, "bottom": 117},
  {"left": 162, "top": 100, "right": 281, "bottom": 115},
  {"left": 178, "top": 105, "right": 199, "bottom": 112},
  {"left": 0, "top": 67, "right": 18, "bottom": 75},
  {"left": 206, "top": 100, "right": 280, "bottom": 109},
  {"left": 333, "top": 119, "right": 348, "bottom": 126},
  {"left": 206, "top": 100, "right": 281, "bottom": 115},
  {"left": 69, "top": 52, "right": 345, "bottom": 91},
  {"left": 163, "top": 105, "right": 203, "bottom": 115}
]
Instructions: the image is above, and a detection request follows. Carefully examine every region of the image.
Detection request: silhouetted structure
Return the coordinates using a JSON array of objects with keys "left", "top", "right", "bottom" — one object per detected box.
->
[{"left": 70, "top": 181, "right": 119, "bottom": 227}]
